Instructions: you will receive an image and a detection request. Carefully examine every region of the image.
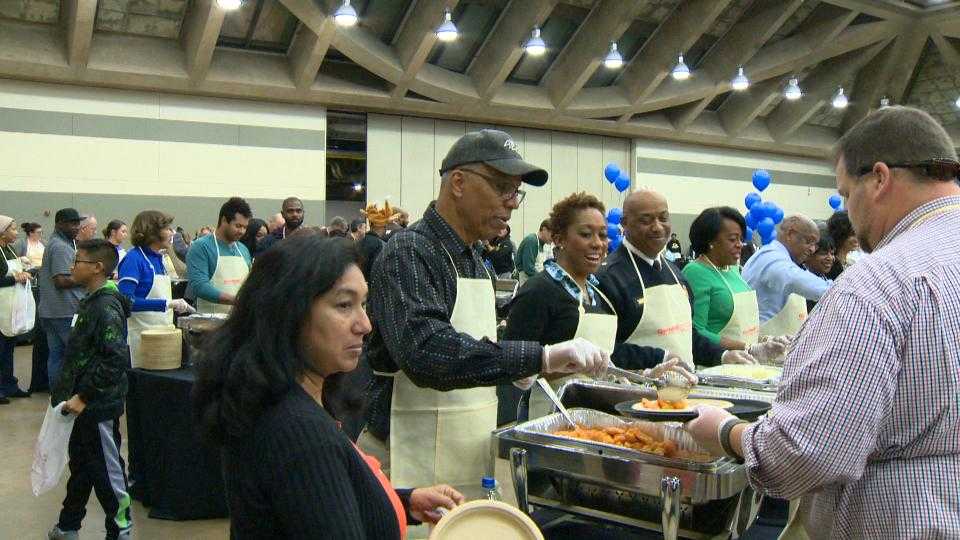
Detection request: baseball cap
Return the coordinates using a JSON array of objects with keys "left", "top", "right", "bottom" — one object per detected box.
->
[
  {"left": 55, "top": 208, "right": 83, "bottom": 223},
  {"left": 439, "top": 129, "right": 548, "bottom": 186}
]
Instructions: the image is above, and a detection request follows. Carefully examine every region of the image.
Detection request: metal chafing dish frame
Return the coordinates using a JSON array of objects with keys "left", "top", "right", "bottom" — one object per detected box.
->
[{"left": 495, "top": 380, "right": 764, "bottom": 540}]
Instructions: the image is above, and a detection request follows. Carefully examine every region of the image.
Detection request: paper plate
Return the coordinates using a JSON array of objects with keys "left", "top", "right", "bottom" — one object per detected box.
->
[
  {"left": 699, "top": 364, "right": 782, "bottom": 382},
  {"left": 429, "top": 500, "right": 543, "bottom": 540},
  {"left": 630, "top": 397, "right": 734, "bottom": 413},
  {"left": 615, "top": 395, "right": 772, "bottom": 421}
]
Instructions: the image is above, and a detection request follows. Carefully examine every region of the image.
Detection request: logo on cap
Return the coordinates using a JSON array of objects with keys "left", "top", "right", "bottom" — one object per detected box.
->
[{"left": 503, "top": 139, "right": 519, "bottom": 154}]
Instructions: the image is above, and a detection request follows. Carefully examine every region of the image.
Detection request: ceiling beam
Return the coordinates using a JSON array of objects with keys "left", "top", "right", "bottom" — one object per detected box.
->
[
  {"left": 931, "top": 32, "right": 960, "bottom": 68},
  {"left": 466, "top": 0, "right": 557, "bottom": 101},
  {"left": 61, "top": 0, "right": 97, "bottom": 69},
  {"left": 287, "top": 21, "right": 335, "bottom": 90},
  {"left": 668, "top": 0, "right": 805, "bottom": 132},
  {"left": 767, "top": 40, "right": 889, "bottom": 141},
  {"left": 541, "top": 0, "right": 638, "bottom": 109},
  {"left": 616, "top": 0, "right": 732, "bottom": 123},
  {"left": 389, "top": 0, "right": 459, "bottom": 99},
  {"left": 819, "top": 0, "right": 915, "bottom": 21},
  {"left": 718, "top": 3, "right": 859, "bottom": 137},
  {"left": 884, "top": 27, "right": 929, "bottom": 103},
  {"left": 841, "top": 39, "right": 898, "bottom": 132},
  {"left": 181, "top": 0, "right": 227, "bottom": 81}
]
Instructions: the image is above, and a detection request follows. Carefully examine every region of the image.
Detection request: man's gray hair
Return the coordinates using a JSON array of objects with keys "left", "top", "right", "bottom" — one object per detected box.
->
[
  {"left": 833, "top": 106, "right": 958, "bottom": 180},
  {"left": 329, "top": 216, "right": 348, "bottom": 230}
]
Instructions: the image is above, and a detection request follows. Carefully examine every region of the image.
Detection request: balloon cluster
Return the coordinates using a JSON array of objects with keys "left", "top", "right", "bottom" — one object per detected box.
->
[
  {"left": 604, "top": 163, "right": 631, "bottom": 193},
  {"left": 743, "top": 170, "right": 783, "bottom": 246},
  {"left": 604, "top": 162, "right": 630, "bottom": 253}
]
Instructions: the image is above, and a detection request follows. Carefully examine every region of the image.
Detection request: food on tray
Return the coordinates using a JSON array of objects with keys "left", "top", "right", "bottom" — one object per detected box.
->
[
  {"left": 553, "top": 424, "right": 679, "bottom": 456},
  {"left": 699, "top": 364, "right": 782, "bottom": 381},
  {"left": 633, "top": 397, "right": 734, "bottom": 412}
]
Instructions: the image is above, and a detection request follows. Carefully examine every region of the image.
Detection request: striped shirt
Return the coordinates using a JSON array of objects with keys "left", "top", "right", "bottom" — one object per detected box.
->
[{"left": 740, "top": 195, "right": 960, "bottom": 539}]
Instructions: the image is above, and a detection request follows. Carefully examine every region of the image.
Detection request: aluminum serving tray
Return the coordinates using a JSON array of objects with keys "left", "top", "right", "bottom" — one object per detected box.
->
[{"left": 515, "top": 408, "right": 718, "bottom": 469}]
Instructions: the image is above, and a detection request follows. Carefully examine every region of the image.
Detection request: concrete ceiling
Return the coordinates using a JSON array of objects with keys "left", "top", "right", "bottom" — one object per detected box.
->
[{"left": 0, "top": 0, "right": 959, "bottom": 157}]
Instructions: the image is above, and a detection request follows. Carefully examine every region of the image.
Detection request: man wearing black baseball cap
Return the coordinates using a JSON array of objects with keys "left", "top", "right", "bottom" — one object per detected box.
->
[
  {"left": 357, "top": 129, "right": 609, "bottom": 511},
  {"left": 38, "top": 208, "right": 85, "bottom": 386}
]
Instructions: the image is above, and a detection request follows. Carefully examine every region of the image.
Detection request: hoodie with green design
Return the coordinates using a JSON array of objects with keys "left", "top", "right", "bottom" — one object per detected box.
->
[{"left": 51, "top": 281, "right": 132, "bottom": 423}]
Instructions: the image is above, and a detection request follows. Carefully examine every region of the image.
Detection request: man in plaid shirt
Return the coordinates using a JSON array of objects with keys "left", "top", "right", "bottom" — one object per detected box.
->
[{"left": 686, "top": 106, "right": 960, "bottom": 539}]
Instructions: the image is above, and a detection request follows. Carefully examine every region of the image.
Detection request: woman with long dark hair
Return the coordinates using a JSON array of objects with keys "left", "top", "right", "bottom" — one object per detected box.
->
[
  {"left": 193, "top": 236, "right": 462, "bottom": 539},
  {"left": 238, "top": 217, "right": 268, "bottom": 258}
]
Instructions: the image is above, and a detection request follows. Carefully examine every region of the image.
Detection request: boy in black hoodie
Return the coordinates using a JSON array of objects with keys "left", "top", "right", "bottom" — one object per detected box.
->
[{"left": 48, "top": 239, "right": 133, "bottom": 540}]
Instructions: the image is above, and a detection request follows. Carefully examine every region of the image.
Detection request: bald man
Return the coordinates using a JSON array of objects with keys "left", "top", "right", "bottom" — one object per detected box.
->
[
  {"left": 267, "top": 213, "right": 284, "bottom": 233},
  {"left": 598, "top": 190, "right": 776, "bottom": 368},
  {"left": 742, "top": 214, "right": 831, "bottom": 335}
]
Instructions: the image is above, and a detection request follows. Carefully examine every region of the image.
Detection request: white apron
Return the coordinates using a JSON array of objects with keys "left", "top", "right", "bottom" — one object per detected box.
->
[
  {"left": 624, "top": 249, "right": 694, "bottom": 365},
  {"left": 0, "top": 247, "right": 33, "bottom": 337},
  {"left": 196, "top": 239, "right": 249, "bottom": 315},
  {"left": 385, "top": 247, "right": 499, "bottom": 496},
  {"left": 702, "top": 259, "right": 760, "bottom": 347},
  {"left": 127, "top": 248, "right": 173, "bottom": 369},
  {"left": 760, "top": 293, "right": 807, "bottom": 337},
  {"left": 528, "top": 283, "right": 618, "bottom": 419}
]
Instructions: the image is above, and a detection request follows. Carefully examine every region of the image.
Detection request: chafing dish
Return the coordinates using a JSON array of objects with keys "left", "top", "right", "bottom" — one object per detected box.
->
[
  {"left": 175, "top": 314, "right": 226, "bottom": 366},
  {"left": 697, "top": 365, "right": 781, "bottom": 393},
  {"left": 496, "top": 381, "right": 761, "bottom": 539}
]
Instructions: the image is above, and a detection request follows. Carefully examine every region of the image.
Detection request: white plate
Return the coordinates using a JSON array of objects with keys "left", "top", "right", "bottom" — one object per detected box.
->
[
  {"left": 429, "top": 500, "right": 543, "bottom": 540},
  {"left": 699, "top": 364, "right": 782, "bottom": 382},
  {"left": 631, "top": 397, "right": 734, "bottom": 413}
]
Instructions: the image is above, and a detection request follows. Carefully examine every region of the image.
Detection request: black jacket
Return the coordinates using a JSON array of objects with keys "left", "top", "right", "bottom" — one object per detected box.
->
[
  {"left": 51, "top": 282, "right": 132, "bottom": 422},
  {"left": 358, "top": 231, "right": 386, "bottom": 281}
]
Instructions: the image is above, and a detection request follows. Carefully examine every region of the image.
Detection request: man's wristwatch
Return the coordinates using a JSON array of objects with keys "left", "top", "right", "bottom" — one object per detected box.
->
[{"left": 718, "top": 417, "right": 748, "bottom": 460}]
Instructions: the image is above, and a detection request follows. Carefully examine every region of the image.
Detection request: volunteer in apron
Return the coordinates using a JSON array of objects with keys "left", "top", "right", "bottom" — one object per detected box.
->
[
  {"left": 186, "top": 198, "right": 253, "bottom": 316},
  {"left": 598, "top": 190, "right": 772, "bottom": 370},
  {"left": 117, "top": 211, "right": 195, "bottom": 367},
  {"left": 504, "top": 193, "right": 695, "bottom": 421},
  {"left": 742, "top": 215, "right": 830, "bottom": 338},
  {"left": 357, "top": 131, "right": 609, "bottom": 513},
  {"left": 0, "top": 215, "right": 33, "bottom": 401}
]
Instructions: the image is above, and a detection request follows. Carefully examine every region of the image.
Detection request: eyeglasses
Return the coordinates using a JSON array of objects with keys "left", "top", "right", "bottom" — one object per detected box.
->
[
  {"left": 858, "top": 158, "right": 960, "bottom": 180},
  {"left": 459, "top": 168, "right": 526, "bottom": 204}
]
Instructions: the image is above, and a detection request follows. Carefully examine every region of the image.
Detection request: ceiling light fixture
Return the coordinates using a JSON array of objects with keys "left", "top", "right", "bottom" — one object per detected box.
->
[
  {"left": 217, "top": 0, "right": 241, "bottom": 10},
  {"left": 880, "top": 96, "right": 890, "bottom": 108},
  {"left": 731, "top": 65, "right": 749, "bottom": 91},
  {"left": 353, "top": 183, "right": 363, "bottom": 192},
  {"left": 672, "top": 52, "right": 690, "bottom": 81},
  {"left": 333, "top": 0, "right": 358, "bottom": 27},
  {"left": 831, "top": 87, "right": 848, "bottom": 109},
  {"left": 524, "top": 27, "right": 546, "bottom": 56},
  {"left": 435, "top": 8, "right": 458, "bottom": 42},
  {"left": 955, "top": 95, "right": 960, "bottom": 109},
  {"left": 784, "top": 77, "right": 802, "bottom": 100},
  {"left": 603, "top": 42, "right": 623, "bottom": 69}
]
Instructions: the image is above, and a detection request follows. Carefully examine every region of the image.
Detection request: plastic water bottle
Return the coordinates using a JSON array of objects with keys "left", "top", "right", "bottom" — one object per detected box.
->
[{"left": 481, "top": 476, "right": 502, "bottom": 501}]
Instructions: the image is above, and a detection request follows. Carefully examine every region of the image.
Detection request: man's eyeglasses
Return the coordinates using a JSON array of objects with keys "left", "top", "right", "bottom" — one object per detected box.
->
[
  {"left": 459, "top": 168, "right": 526, "bottom": 204},
  {"left": 858, "top": 158, "right": 960, "bottom": 180}
]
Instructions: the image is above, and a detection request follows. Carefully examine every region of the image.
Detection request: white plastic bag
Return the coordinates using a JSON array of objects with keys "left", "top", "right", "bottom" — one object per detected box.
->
[
  {"left": 31, "top": 402, "right": 76, "bottom": 496},
  {"left": 0, "top": 282, "right": 35, "bottom": 337}
]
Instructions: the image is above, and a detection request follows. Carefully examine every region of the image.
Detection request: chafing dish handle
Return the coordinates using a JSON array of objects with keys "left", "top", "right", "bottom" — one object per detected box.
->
[
  {"left": 510, "top": 448, "right": 530, "bottom": 515},
  {"left": 660, "top": 476, "right": 681, "bottom": 540},
  {"left": 734, "top": 484, "right": 763, "bottom": 536}
]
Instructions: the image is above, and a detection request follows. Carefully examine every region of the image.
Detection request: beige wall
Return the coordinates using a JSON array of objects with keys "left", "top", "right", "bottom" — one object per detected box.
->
[
  {"left": 366, "top": 113, "right": 633, "bottom": 245},
  {"left": 0, "top": 79, "right": 327, "bottom": 200}
]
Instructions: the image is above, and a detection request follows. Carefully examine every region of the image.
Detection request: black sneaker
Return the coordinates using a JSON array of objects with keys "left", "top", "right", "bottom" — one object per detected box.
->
[
  {"left": 0, "top": 395, "right": 9, "bottom": 404},
  {"left": 7, "top": 388, "right": 30, "bottom": 398}
]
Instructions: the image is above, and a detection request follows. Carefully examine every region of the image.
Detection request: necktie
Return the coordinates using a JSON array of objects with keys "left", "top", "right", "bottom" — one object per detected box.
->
[{"left": 654, "top": 258, "right": 662, "bottom": 272}]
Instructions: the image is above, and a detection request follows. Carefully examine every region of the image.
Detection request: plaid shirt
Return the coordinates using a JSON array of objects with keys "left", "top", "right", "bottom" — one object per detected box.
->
[{"left": 741, "top": 196, "right": 960, "bottom": 539}]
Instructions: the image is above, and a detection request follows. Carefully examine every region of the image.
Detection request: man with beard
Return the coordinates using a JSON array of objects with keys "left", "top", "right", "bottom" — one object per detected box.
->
[
  {"left": 258, "top": 197, "right": 305, "bottom": 253},
  {"left": 186, "top": 197, "right": 252, "bottom": 315}
]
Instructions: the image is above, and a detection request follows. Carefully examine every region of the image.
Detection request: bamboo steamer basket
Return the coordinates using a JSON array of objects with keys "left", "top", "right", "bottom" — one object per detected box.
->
[{"left": 139, "top": 326, "right": 182, "bottom": 370}]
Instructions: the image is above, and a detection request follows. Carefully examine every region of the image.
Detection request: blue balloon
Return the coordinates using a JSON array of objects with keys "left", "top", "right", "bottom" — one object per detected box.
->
[
  {"left": 828, "top": 194, "right": 842, "bottom": 210},
  {"left": 614, "top": 175, "right": 630, "bottom": 193},
  {"left": 744, "top": 192, "right": 762, "bottom": 209},
  {"left": 757, "top": 217, "right": 775, "bottom": 238},
  {"left": 606, "top": 223, "right": 621, "bottom": 240},
  {"left": 606, "top": 207, "right": 623, "bottom": 225},
  {"left": 604, "top": 163, "right": 621, "bottom": 182},
  {"left": 752, "top": 201, "right": 771, "bottom": 220},
  {"left": 744, "top": 228, "right": 753, "bottom": 242},
  {"left": 608, "top": 235, "right": 622, "bottom": 253},
  {"left": 752, "top": 169, "right": 772, "bottom": 192},
  {"left": 745, "top": 211, "right": 758, "bottom": 230},
  {"left": 772, "top": 205, "right": 784, "bottom": 224}
]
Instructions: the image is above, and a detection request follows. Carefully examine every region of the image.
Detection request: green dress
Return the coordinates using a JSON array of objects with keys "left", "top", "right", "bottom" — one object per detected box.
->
[{"left": 681, "top": 260, "right": 754, "bottom": 345}]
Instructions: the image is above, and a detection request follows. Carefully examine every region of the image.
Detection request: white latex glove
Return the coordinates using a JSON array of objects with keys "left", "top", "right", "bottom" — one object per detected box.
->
[
  {"left": 542, "top": 338, "right": 609, "bottom": 378},
  {"left": 513, "top": 374, "right": 538, "bottom": 391},
  {"left": 644, "top": 357, "right": 698, "bottom": 386},
  {"left": 661, "top": 350, "right": 695, "bottom": 373},
  {"left": 721, "top": 350, "right": 758, "bottom": 365},
  {"left": 770, "top": 335, "right": 792, "bottom": 348},
  {"left": 683, "top": 406, "right": 737, "bottom": 457},
  {"left": 168, "top": 298, "right": 196, "bottom": 315},
  {"left": 747, "top": 340, "right": 787, "bottom": 363}
]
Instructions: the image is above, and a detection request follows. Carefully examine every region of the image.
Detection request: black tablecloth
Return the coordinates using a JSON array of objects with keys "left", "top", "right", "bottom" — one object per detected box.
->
[{"left": 127, "top": 368, "right": 227, "bottom": 520}]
